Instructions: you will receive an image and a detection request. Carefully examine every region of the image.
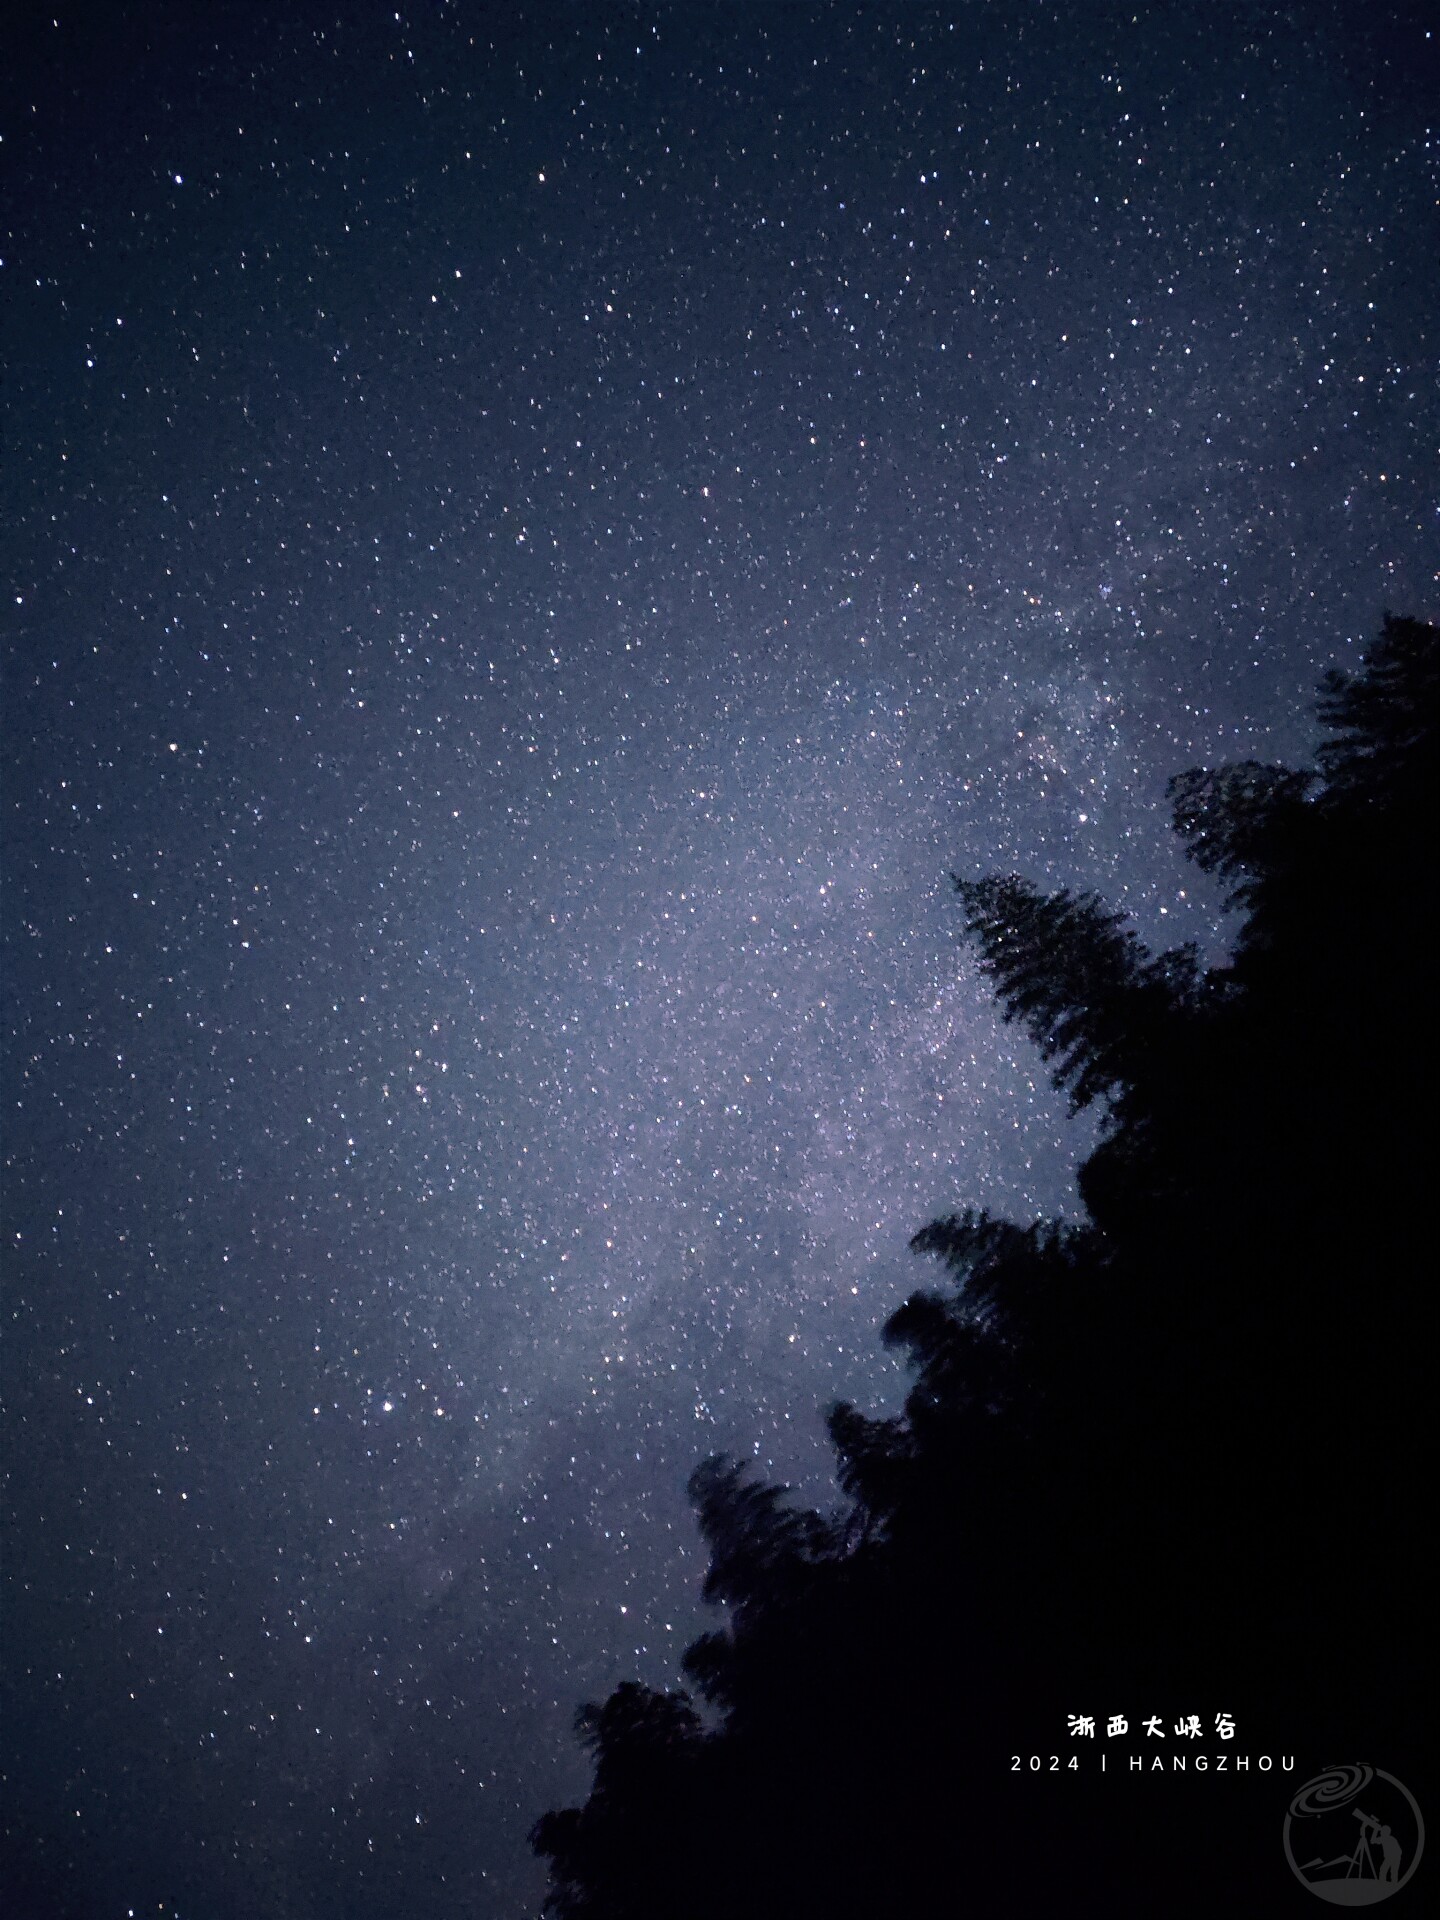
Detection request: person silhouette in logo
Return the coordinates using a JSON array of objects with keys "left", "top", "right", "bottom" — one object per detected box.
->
[{"left": 1375, "top": 1822, "right": 1402, "bottom": 1883}]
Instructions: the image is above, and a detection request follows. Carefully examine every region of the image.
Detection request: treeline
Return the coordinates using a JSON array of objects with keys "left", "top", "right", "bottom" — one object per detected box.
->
[{"left": 531, "top": 615, "right": 1436, "bottom": 1917}]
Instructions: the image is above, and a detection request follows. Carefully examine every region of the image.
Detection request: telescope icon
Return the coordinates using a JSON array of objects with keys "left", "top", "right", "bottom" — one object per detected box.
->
[{"left": 1344, "top": 1808, "right": 1385, "bottom": 1878}]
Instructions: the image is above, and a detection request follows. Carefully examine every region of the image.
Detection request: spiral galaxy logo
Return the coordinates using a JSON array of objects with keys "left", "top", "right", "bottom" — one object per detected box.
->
[{"left": 1284, "top": 1764, "right": 1424, "bottom": 1904}]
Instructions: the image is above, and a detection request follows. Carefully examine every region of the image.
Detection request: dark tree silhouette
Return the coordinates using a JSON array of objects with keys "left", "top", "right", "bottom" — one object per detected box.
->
[{"left": 532, "top": 614, "right": 1436, "bottom": 1918}]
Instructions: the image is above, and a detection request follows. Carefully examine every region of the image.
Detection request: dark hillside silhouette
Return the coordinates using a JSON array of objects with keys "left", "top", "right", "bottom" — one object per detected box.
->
[{"left": 532, "top": 615, "right": 1436, "bottom": 1917}]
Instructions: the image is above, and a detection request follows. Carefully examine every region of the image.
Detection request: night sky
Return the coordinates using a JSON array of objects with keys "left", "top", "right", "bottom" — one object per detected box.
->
[{"left": 4, "top": 4, "right": 1435, "bottom": 1915}]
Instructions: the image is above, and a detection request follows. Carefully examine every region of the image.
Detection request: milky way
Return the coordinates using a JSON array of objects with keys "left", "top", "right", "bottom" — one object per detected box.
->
[{"left": 5, "top": 5, "right": 1435, "bottom": 1915}]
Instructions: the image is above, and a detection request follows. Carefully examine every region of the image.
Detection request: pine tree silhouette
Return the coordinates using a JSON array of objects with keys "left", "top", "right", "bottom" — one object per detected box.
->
[{"left": 533, "top": 615, "right": 1436, "bottom": 1918}]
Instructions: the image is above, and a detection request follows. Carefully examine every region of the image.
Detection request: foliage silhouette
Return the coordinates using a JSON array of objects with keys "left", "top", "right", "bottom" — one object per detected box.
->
[{"left": 532, "top": 615, "right": 1436, "bottom": 1918}]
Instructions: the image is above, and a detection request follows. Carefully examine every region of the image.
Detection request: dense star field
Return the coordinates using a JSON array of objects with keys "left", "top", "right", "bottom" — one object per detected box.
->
[{"left": 3, "top": 4, "right": 1435, "bottom": 1915}]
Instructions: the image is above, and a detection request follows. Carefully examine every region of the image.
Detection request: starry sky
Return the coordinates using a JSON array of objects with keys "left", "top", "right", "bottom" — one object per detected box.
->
[{"left": 4, "top": 3, "right": 1435, "bottom": 1915}]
